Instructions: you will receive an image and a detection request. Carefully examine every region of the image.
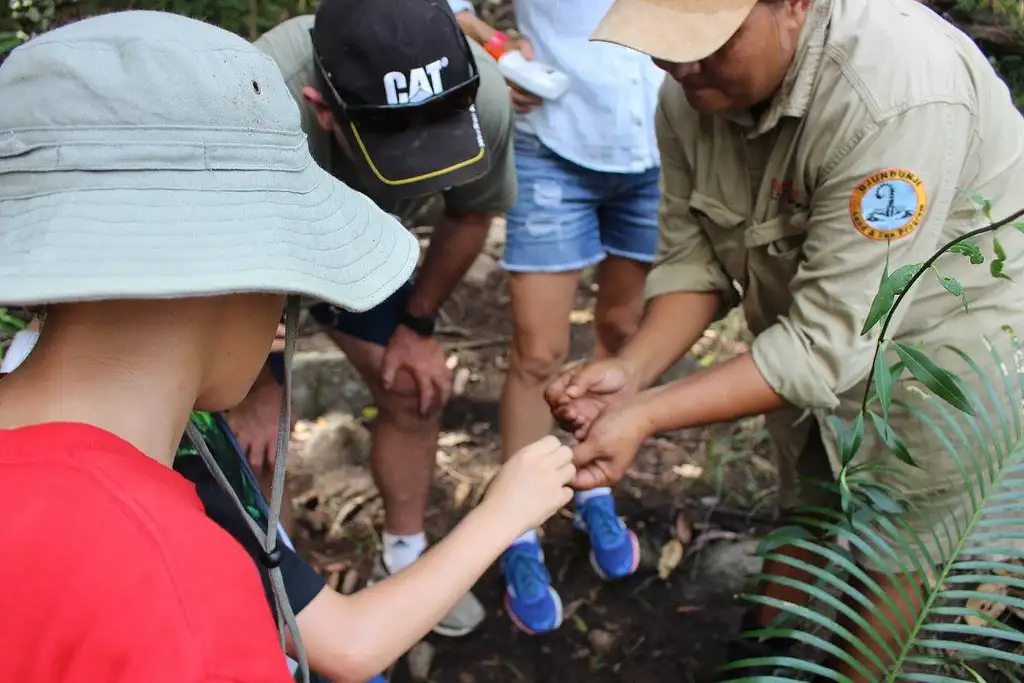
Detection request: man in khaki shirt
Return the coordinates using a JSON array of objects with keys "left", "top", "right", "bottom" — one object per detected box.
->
[
  {"left": 226, "top": 0, "right": 517, "bottom": 638},
  {"left": 545, "top": 0, "right": 1024, "bottom": 678}
]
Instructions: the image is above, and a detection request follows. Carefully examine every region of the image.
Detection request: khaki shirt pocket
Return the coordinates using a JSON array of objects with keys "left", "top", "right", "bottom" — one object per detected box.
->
[
  {"left": 688, "top": 190, "right": 748, "bottom": 286},
  {"left": 746, "top": 212, "right": 809, "bottom": 274},
  {"left": 744, "top": 212, "right": 809, "bottom": 331}
]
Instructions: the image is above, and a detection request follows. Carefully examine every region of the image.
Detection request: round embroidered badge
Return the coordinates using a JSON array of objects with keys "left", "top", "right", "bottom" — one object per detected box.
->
[{"left": 849, "top": 169, "right": 927, "bottom": 241}]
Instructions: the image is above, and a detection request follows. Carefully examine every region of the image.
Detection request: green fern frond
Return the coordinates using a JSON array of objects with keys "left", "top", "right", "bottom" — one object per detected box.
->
[{"left": 720, "top": 332, "right": 1024, "bottom": 682}]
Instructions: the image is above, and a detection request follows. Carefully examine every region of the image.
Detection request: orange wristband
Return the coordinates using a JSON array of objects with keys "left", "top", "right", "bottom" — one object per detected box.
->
[{"left": 483, "top": 31, "right": 509, "bottom": 60}]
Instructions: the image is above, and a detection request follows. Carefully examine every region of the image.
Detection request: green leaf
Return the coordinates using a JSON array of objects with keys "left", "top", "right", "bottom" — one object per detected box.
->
[
  {"left": 860, "top": 484, "right": 905, "bottom": 514},
  {"left": 0, "top": 31, "right": 27, "bottom": 55},
  {"left": 949, "top": 238, "right": 985, "bottom": 265},
  {"left": 0, "top": 310, "right": 27, "bottom": 333},
  {"left": 830, "top": 413, "right": 865, "bottom": 466},
  {"left": 872, "top": 344, "right": 894, "bottom": 418},
  {"left": 888, "top": 361, "right": 905, "bottom": 383},
  {"left": 990, "top": 237, "right": 1014, "bottom": 281},
  {"left": 839, "top": 468, "right": 856, "bottom": 515},
  {"left": 756, "top": 525, "right": 813, "bottom": 553},
  {"left": 868, "top": 410, "right": 917, "bottom": 466},
  {"left": 1013, "top": 221, "right": 1024, "bottom": 234},
  {"left": 972, "top": 193, "right": 993, "bottom": 219},
  {"left": 932, "top": 267, "right": 969, "bottom": 312},
  {"left": 892, "top": 341, "right": 976, "bottom": 415},
  {"left": 861, "top": 263, "right": 920, "bottom": 336}
]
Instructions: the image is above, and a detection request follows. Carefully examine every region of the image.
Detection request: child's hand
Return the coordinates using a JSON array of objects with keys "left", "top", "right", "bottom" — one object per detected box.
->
[{"left": 484, "top": 435, "right": 575, "bottom": 531}]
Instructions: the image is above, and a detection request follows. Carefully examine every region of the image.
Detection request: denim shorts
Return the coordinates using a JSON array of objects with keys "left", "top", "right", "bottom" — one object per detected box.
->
[
  {"left": 267, "top": 279, "right": 413, "bottom": 383},
  {"left": 501, "top": 131, "right": 661, "bottom": 273},
  {"left": 307, "top": 277, "right": 413, "bottom": 348}
]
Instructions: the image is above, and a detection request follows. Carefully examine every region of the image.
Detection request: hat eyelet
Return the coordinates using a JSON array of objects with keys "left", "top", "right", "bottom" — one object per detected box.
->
[{"left": 252, "top": 80, "right": 261, "bottom": 95}]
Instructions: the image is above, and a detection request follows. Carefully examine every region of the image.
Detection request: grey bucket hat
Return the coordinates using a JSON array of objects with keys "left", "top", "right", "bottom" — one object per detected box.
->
[{"left": 0, "top": 9, "right": 417, "bottom": 311}]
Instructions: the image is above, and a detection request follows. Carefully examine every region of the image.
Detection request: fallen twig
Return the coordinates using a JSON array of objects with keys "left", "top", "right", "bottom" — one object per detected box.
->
[
  {"left": 326, "top": 490, "right": 378, "bottom": 541},
  {"left": 444, "top": 336, "right": 510, "bottom": 350}
]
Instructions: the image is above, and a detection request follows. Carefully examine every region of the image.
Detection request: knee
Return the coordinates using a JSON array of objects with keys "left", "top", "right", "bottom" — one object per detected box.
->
[
  {"left": 509, "top": 337, "right": 568, "bottom": 386},
  {"left": 595, "top": 304, "right": 641, "bottom": 354},
  {"left": 372, "top": 375, "right": 443, "bottom": 429}
]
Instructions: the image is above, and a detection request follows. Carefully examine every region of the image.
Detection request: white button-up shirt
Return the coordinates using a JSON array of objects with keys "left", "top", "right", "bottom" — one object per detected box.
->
[{"left": 448, "top": 0, "right": 663, "bottom": 174}]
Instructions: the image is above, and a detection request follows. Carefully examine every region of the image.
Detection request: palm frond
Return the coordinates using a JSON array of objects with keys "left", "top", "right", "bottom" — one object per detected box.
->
[{"left": 721, "top": 331, "right": 1024, "bottom": 682}]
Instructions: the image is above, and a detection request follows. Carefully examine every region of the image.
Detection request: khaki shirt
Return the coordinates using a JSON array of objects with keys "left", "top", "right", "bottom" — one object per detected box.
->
[
  {"left": 253, "top": 15, "right": 516, "bottom": 223},
  {"left": 652, "top": 0, "right": 1024, "bottom": 469}
]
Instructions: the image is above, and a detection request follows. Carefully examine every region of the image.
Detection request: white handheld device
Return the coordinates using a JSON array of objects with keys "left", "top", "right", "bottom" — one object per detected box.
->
[{"left": 497, "top": 50, "right": 571, "bottom": 101}]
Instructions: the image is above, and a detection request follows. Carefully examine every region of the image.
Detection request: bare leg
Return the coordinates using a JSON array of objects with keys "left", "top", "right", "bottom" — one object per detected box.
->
[
  {"left": 325, "top": 329, "right": 439, "bottom": 536},
  {"left": 592, "top": 255, "right": 650, "bottom": 359},
  {"left": 323, "top": 330, "right": 484, "bottom": 637},
  {"left": 501, "top": 270, "right": 582, "bottom": 459}
]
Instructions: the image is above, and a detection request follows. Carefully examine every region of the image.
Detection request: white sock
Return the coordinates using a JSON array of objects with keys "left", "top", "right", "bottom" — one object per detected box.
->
[
  {"left": 511, "top": 528, "right": 539, "bottom": 547},
  {"left": 574, "top": 487, "right": 612, "bottom": 506},
  {"left": 381, "top": 531, "right": 426, "bottom": 574}
]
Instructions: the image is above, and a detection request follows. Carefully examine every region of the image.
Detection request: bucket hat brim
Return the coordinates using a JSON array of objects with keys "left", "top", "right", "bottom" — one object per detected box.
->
[
  {"left": 0, "top": 155, "right": 418, "bottom": 312},
  {"left": 591, "top": 0, "right": 759, "bottom": 64}
]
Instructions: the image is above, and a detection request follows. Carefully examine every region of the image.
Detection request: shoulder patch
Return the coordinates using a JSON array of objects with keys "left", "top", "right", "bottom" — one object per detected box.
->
[{"left": 849, "top": 169, "right": 926, "bottom": 241}]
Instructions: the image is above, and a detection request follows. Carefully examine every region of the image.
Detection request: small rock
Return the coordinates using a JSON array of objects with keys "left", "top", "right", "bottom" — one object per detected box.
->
[
  {"left": 485, "top": 215, "right": 507, "bottom": 255},
  {"left": 458, "top": 673, "right": 475, "bottom": 683},
  {"left": 291, "top": 349, "right": 373, "bottom": 419},
  {"left": 301, "top": 412, "right": 372, "bottom": 471},
  {"left": 586, "top": 628, "right": 617, "bottom": 654},
  {"left": 407, "top": 641, "right": 436, "bottom": 681},
  {"left": 462, "top": 252, "right": 499, "bottom": 288},
  {"left": 698, "top": 538, "right": 763, "bottom": 594}
]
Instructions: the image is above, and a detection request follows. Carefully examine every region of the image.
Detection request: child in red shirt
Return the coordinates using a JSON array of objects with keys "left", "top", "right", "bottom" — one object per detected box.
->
[
  {"left": 0, "top": 9, "right": 577, "bottom": 683},
  {"left": 0, "top": 9, "right": 418, "bottom": 682}
]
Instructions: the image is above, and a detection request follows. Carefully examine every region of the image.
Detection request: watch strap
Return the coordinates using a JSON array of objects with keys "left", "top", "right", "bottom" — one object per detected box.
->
[{"left": 398, "top": 310, "right": 436, "bottom": 337}]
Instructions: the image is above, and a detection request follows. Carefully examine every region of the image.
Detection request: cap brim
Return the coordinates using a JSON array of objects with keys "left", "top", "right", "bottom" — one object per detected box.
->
[
  {"left": 341, "top": 106, "right": 490, "bottom": 202},
  {"left": 0, "top": 161, "right": 418, "bottom": 313},
  {"left": 591, "top": 0, "right": 758, "bottom": 63}
]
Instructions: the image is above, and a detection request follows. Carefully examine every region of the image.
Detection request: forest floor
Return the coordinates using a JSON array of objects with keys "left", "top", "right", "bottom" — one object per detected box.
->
[{"left": 285, "top": 219, "right": 783, "bottom": 683}]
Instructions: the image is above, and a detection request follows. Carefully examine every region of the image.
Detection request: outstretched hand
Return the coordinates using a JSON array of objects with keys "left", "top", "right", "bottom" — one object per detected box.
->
[
  {"left": 544, "top": 358, "right": 640, "bottom": 440},
  {"left": 485, "top": 435, "right": 576, "bottom": 531},
  {"left": 568, "top": 400, "right": 652, "bottom": 490}
]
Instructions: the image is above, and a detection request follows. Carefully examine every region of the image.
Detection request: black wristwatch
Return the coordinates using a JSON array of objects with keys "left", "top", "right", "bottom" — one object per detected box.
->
[{"left": 398, "top": 309, "right": 437, "bottom": 337}]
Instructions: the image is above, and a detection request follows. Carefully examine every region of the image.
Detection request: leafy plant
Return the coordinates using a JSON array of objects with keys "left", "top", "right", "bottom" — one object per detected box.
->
[
  {"left": 0, "top": 307, "right": 29, "bottom": 364},
  {"left": 719, "top": 203, "right": 1024, "bottom": 682}
]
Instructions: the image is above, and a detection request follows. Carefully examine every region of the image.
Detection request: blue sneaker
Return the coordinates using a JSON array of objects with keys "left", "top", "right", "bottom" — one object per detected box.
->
[
  {"left": 500, "top": 540, "right": 563, "bottom": 634},
  {"left": 574, "top": 493, "right": 640, "bottom": 580}
]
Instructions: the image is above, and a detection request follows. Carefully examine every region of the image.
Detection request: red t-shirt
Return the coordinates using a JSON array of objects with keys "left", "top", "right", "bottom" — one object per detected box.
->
[{"left": 0, "top": 421, "right": 294, "bottom": 683}]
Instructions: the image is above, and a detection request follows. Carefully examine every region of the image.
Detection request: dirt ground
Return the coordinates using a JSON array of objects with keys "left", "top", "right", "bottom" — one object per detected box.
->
[{"left": 284, "top": 225, "right": 782, "bottom": 683}]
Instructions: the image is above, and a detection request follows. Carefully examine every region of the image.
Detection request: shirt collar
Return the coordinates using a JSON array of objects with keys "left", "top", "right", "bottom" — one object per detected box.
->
[{"left": 724, "top": 0, "right": 834, "bottom": 137}]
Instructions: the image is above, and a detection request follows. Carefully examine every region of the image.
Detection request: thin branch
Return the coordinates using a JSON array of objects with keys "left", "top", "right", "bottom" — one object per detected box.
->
[{"left": 860, "top": 206, "right": 1024, "bottom": 414}]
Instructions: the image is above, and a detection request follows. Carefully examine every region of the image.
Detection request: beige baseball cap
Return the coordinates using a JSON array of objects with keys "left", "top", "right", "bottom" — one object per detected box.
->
[{"left": 591, "top": 0, "right": 759, "bottom": 63}]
